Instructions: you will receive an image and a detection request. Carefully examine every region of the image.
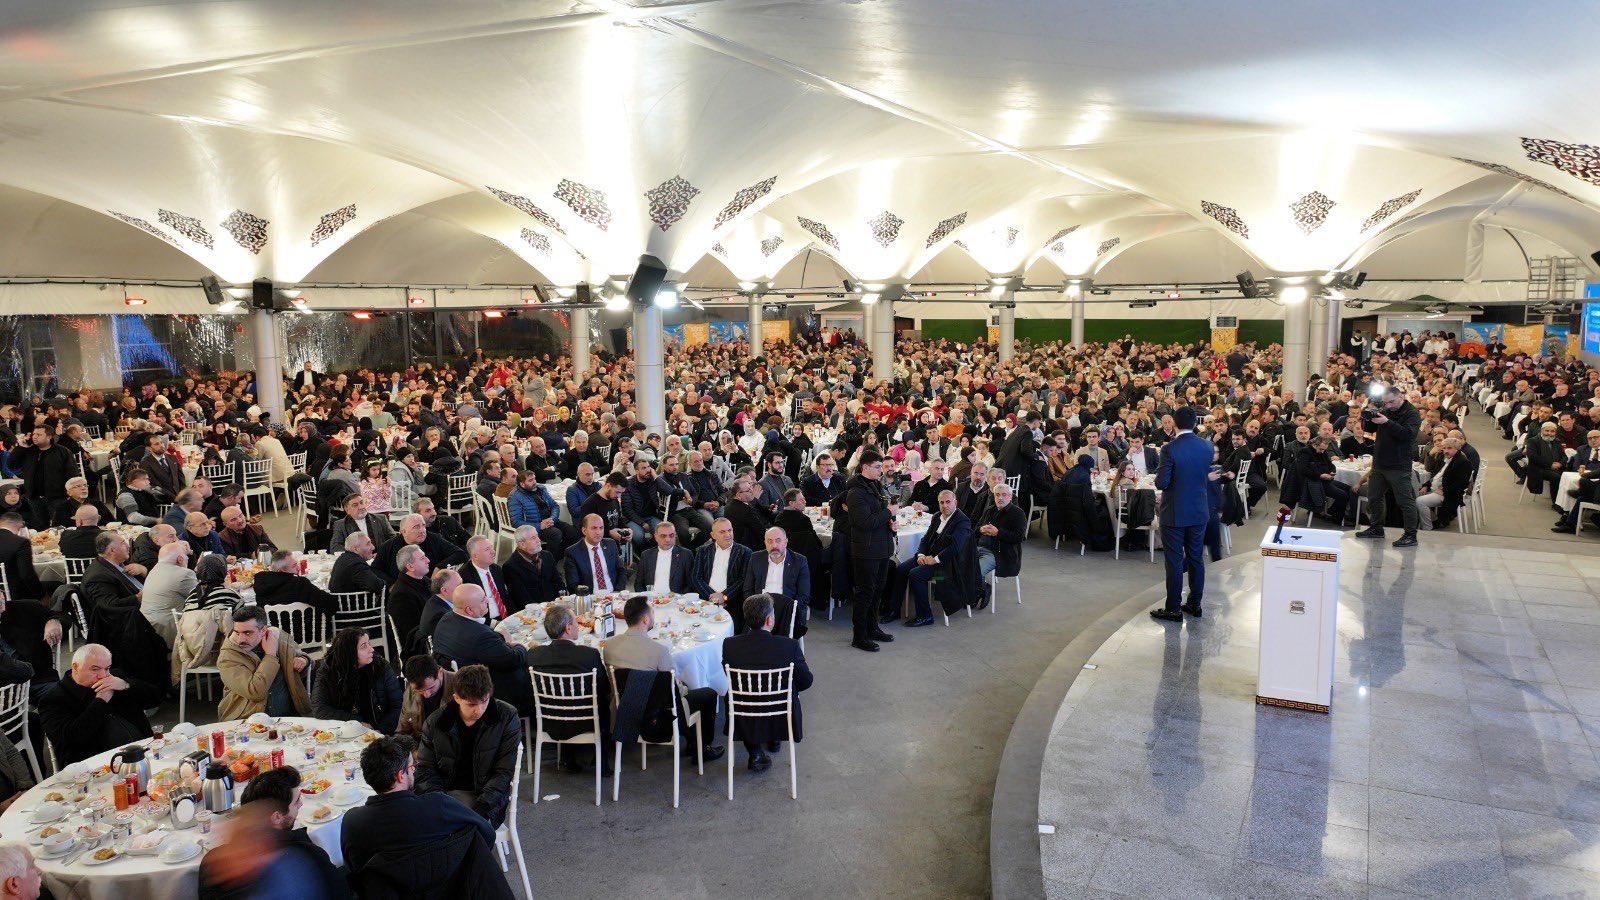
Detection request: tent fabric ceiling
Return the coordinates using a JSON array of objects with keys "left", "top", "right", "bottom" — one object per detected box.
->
[{"left": 0, "top": 0, "right": 1597, "bottom": 310}]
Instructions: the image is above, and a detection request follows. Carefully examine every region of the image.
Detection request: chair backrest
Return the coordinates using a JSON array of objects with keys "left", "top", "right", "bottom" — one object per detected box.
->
[
  {"left": 265, "top": 602, "right": 331, "bottom": 654},
  {"left": 301, "top": 481, "right": 319, "bottom": 505},
  {"left": 68, "top": 591, "right": 89, "bottom": 640},
  {"left": 530, "top": 669, "right": 599, "bottom": 735},
  {"left": 63, "top": 557, "right": 94, "bottom": 585},
  {"left": 493, "top": 494, "right": 515, "bottom": 535},
  {"left": 288, "top": 451, "right": 308, "bottom": 473},
  {"left": 447, "top": 473, "right": 476, "bottom": 502},
  {"left": 114, "top": 425, "right": 132, "bottom": 439},
  {"left": 725, "top": 664, "right": 794, "bottom": 721},
  {"left": 0, "top": 565, "right": 9, "bottom": 603},
  {"left": 332, "top": 591, "right": 388, "bottom": 653},
  {"left": 241, "top": 458, "right": 272, "bottom": 488},
  {"left": 1004, "top": 474, "right": 1021, "bottom": 492},
  {"left": 199, "top": 463, "right": 234, "bottom": 484},
  {"left": 0, "top": 682, "right": 28, "bottom": 747},
  {"left": 473, "top": 493, "right": 495, "bottom": 537},
  {"left": 83, "top": 425, "right": 102, "bottom": 439},
  {"left": 390, "top": 480, "right": 414, "bottom": 514}
]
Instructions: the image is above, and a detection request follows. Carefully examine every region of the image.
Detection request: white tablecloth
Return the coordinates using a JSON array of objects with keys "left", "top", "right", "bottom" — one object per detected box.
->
[
  {"left": 1556, "top": 471, "right": 1584, "bottom": 512},
  {"left": 1332, "top": 459, "right": 1430, "bottom": 491},
  {"left": 32, "top": 524, "right": 151, "bottom": 582},
  {"left": 498, "top": 594, "right": 735, "bottom": 694},
  {"left": 806, "top": 508, "right": 930, "bottom": 564},
  {"left": 0, "top": 716, "right": 377, "bottom": 900}
]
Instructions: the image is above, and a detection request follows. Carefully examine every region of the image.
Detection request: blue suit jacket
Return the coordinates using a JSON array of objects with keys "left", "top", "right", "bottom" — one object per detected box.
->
[
  {"left": 563, "top": 538, "right": 623, "bottom": 593},
  {"left": 1156, "top": 431, "right": 1214, "bottom": 528},
  {"left": 741, "top": 550, "right": 811, "bottom": 609}
]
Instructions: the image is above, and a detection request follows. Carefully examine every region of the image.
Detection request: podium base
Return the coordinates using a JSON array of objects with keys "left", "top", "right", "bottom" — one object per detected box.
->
[{"left": 1256, "top": 695, "right": 1329, "bottom": 714}]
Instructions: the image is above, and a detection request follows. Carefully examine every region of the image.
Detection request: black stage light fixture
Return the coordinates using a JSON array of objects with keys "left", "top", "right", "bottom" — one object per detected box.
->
[
  {"left": 625, "top": 255, "right": 669, "bottom": 305},
  {"left": 1351, "top": 271, "right": 1368, "bottom": 289},
  {"left": 251, "top": 278, "right": 274, "bottom": 310},
  {"left": 574, "top": 283, "right": 593, "bottom": 305},
  {"left": 201, "top": 275, "right": 227, "bottom": 306},
  {"left": 1236, "top": 271, "right": 1261, "bottom": 298}
]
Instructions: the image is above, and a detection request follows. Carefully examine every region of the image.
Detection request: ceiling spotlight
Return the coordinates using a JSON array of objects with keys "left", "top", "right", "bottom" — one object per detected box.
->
[
  {"left": 554, "top": 286, "right": 576, "bottom": 300},
  {"left": 217, "top": 300, "right": 242, "bottom": 314},
  {"left": 124, "top": 296, "right": 147, "bottom": 307},
  {"left": 1279, "top": 285, "right": 1309, "bottom": 304},
  {"left": 523, "top": 294, "right": 540, "bottom": 306},
  {"left": 1166, "top": 290, "right": 1181, "bottom": 300},
  {"left": 482, "top": 309, "right": 504, "bottom": 319},
  {"left": 654, "top": 286, "right": 680, "bottom": 309},
  {"left": 409, "top": 296, "right": 427, "bottom": 306},
  {"left": 964, "top": 290, "right": 977, "bottom": 298},
  {"left": 1129, "top": 298, "right": 1159, "bottom": 309},
  {"left": 1344, "top": 299, "right": 1366, "bottom": 310},
  {"left": 842, "top": 279, "right": 861, "bottom": 293},
  {"left": 352, "top": 310, "right": 372, "bottom": 320},
  {"left": 861, "top": 292, "right": 881, "bottom": 305},
  {"left": 604, "top": 292, "right": 630, "bottom": 312},
  {"left": 1351, "top": 271, "right": 1368, "bottom": 288},
  {"left": 738, "top": 281, "right": 758, "bottom": 292}
]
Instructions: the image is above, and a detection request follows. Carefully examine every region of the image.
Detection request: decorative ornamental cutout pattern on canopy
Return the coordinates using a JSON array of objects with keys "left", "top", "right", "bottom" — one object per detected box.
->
[
  {"left": 486, "top": 187, "right": 565, "bottom": 234},
  {"left": 1096, "top": 237, "right": 1120, "bottom": 256},
  {"left": 221, "top": 210, "right": 268, "bottom": 254},
  {"left": 760, "top": 236, "right": 784, "bottom": 257},
  {"left": 1005, "top": 227, "right": 1020, "bottom": 246},
  {"left": 110, "top": 211, "right": 176, "bottom": 246},
  {"left": 158, "top": 210, "right": 214, "bottom": 250},
  {"left": 1042, "top": 225, "right": 1079, "bottom": 253},
  {"left": 714, "top": 176, "right": 778, "bottom": 229},
  {"left": 710, "top": 243, "right": 728, "bottom": 256},
  {"left": 1521, "top": 137, "right": 1600, "bottom": 186},
  {"left": 554, "top": 179, "right": 611, "bottom": 231},
  {"left": 644, "top": 176, "right": 700, "bottom": 231},
  {"left": 924, "top": 212, "right": 967, "bottom": 248},
  {"left": 867, "top": 210, "right": 905, "bottom": 248},
  {"left": 519, "top": 229, "right": 551, "bottom": 258},
  {"left": 1289, "top": 191, "right": 1334, "bottom": 235},
  {"left": 1200, "top": 201, "right": 1249, "bottom": 239},
  {"left": 1452, "top": 158, "right": 1577, "bottom": 201},
  {"left": 1360, "top": 189, "right": 1422, "bottom": 233},
  {"left": 797, "top": 216, "right": 839, "bottom": 251},
  {"left": 310, "top": 204, "right": 356, "bottom": 247}
]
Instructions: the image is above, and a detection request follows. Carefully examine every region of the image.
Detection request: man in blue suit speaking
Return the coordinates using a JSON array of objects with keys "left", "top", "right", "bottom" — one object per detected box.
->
[{"left": 1152, "top": 407, "right": 1215, "bottom": 622}]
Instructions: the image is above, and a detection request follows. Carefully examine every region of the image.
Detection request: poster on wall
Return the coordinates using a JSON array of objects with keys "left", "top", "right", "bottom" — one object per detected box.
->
[
  {"left": 1503, "top": 324, "right": 1544, "bottom": 356},
  {"left": 706, "top": 321, "right": 750, "bottom": 343},
  {"left": 1583, "top": 303, "right": 1600, "bottom": 354},
  {"left": 760, "top": 320, "right": 790, "bottom": 344},
  {"left": 683, "top": 322, "right": 709, "bottom": 347},
  {"left": 1459, "top": 322, "right": 1504, "bottom": 357},
  {"left": 1543, "top": 324, "right": 1571, "bottom": 358},
  {"left": 1210, "top": 327, "right": 1238, "bottom": 353}
]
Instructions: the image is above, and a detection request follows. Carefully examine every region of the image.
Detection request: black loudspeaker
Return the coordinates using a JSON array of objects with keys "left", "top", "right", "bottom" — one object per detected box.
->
[
  {"left": 251, "top": 278, "right": 274, "bottom": 310},
  {"left": 1590, "top": 251, "right": 1600, "bottom": 268},
  {"left": 609, "top": 327, "right": 629, "bottom": 354},
  {"left": 625, "top": 255, "right": 670, "bottom": 305},
  {"left": 200, "top": 275, "right": 227, "bottom": 306}
]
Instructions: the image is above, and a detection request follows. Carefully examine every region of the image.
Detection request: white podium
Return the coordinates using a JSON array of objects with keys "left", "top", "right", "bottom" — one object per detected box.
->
[{"left": 1257, "top": 526, "right": 1342, "bottom": 713}]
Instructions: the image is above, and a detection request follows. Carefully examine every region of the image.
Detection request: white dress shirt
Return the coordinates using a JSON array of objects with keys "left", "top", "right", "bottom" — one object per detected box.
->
[
  {"left": 652, "top": 547, "right": 675, "bottom": 592},
  {"left": 583, "top": 541, "right": 613, "bottom": 591},
  {"left": 934, "top": 513, "right": 952, "bottom": 535},
  {"left": 709, "top": 544, "right": 732, "bottom": 593},
  {"left": 1129, "top": 450, "right": 1150, "bottom": 478},
  {"left": 762, "top": 552, "right": 786, "bottom": 593}
]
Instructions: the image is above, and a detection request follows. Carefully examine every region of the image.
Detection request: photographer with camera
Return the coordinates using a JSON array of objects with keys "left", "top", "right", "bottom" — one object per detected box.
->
[{"left": 1354, "top": 384, "right": 1423, "bottom": 547}]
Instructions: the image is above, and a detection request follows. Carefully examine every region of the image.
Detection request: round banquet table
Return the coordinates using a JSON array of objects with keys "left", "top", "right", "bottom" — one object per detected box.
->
[
  {"left": 805, "top": 508, "right": 930, "bottom": 564},
  {"left": 229, "top": 550, "right": 337, "bottom": 601},
  {"left": 1330, "top": 458, "right": 1429, "bottom": 492},
  {"left": 498, "top": 593, "right": 734, "bottom": 693},
  {"left": 1557, "top": 471, "right": 1583, "bottom": 513},
  {"left": 86, "top": 442, "right": 202, "bottom": 483},
  {"left": 31, "top": 524, "right": 150, "bottom": 583},
  {"left": 0, "top": 716, "right": 380, "bottom": 900}
]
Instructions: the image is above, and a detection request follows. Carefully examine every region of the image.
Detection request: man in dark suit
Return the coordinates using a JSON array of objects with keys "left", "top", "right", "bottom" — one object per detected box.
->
[
  {"left": 721, "top": 593, "right": 812, "bottom": 772},
  {"left": 139, "top": 435, "right": 187, "bottom": 501},
  {"left": 431, "top": 583, "right": 533, "bottom": 714},
  {"left": 692, "top": 518, "right": 751, "bottom": 610},
  {"left": 563, "top": 513, "right": 623, "bottom": 594},
  {"left": 374, "top": 513, "right": 464, "bottom": 583},
  {"left": 80, "top": 532, "right": 143, "bottom": 619},
  {"left": 329, "top": 531, "right": 388, "bottom": 596},
  {"left": 976, "top": 482, "right": 1027, "bottom": 609},
  {"left": 251, "top": 550, "right": 339, "bottom": 619},
  {"left": 457, "top": 535, "right": 512, "bottom": 623},
  {"left": 0, "top": 514, "right": 44, "bottom": 601},
  {"left": 955, "top": 465, "right": 992, "bottom": 523},
  {"left": 888, "top": 490, "right": 972, "bottom": 626},
  {"left": 57, "top": 505, "right": 105, "bottom": 561},
  {"left": 416, "top": 569, "right": 461, "bottom": 655},
  {"left": 846, "top": 451, "right": 897, "bottom": 652},
  {"left": 725, "top": 479, "right": 773, "bottom": 551},
  {"left": 386, "top": 544, "right": 435, "bottom": 655},
  {"left": 501, "top": 526, "right": 562, "bottom": 613},
  {"left": 773, "top": 489, "right": 829, "bottom": 613},
  {"left": 329, "top": 492, "right": 396, "bottom": 550},
  {"left": 800, "top": 454, "right": 845, "bottom": 507},
  {"left": 740, "top": 526, "right": 810, "bottom": 638},
  {"left": 1152, "top": 407, "right": 1213, "bottom": 622},
  {"left": 340, "top": 735, "right": 498, "bottom": 884},
  {"left": 633, "top": 521, "right": 696, "bottom": 593},
  {"left": 525, "top": 603, "right": 610, "bottom": 772},
  {"left": 994, "top": 413, "right": 1042, "bottom": 500}
]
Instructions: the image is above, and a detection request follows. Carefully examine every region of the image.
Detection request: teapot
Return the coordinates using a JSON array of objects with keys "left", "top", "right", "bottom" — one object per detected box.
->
[
  {"left": 109, "top": 744, "right": 151, "bottom": 795},
  {"left": 201, "top": 762, "right": 234, "bottom": 814}
]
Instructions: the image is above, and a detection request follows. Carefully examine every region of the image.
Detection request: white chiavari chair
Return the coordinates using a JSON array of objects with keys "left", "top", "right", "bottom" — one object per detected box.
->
[
  {"left": 724, "top": 663, "right": 797, "bottom": 800},
  {"left": 528, "top": 670, "right": 604, "bottom": 807}
]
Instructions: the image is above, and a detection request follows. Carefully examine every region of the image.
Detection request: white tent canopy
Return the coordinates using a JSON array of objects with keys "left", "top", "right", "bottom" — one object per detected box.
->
[{"left": 0, "top": 0, "right": 1596, "bottom": 312}]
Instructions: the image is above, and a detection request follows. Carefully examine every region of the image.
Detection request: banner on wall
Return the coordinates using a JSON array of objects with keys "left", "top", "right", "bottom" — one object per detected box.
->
[
  {"left": 1569, "top": 334, "right": 1583, "bottom": 359},
  {"left": 1543, "top": 324, "right": 1571, "bottom": 358},
  {"left": 987, "top": 326, "right": 999, "bottom": 343},
  {"left": 1585, "top": 303, "right": 1600, "bottom": 354},
  {"left": 683, "top": 322, "right": 709, "bottom": 347},
  {"left": 706, "top": 321, "right": 750, "bottom": 343},
  {"left": 1459, "top": 322, "right": 1503, "bottom": 356},
  {"left": 1504, "top": 324, "right": 1544, "bottom": 356},
  {"left": 1210, "top": 327, "right": 1238, "bottom": 353},
  {"left": 760, "top": 320, "right": 790, "bottom": 344}
]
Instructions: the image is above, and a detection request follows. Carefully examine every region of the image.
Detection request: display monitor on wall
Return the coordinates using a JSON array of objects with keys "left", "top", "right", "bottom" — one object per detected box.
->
[{"left": 1582, "top": 302, "right": 1600, "bottom": 354}]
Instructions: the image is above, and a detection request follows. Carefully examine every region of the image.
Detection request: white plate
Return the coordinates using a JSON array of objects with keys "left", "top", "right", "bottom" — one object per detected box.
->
[
  {"left": 159, "top": 840, "right": 201, "bottom": 863},
  {"left": 28, "top": 801, "right": 66, "bottom": 823},
  {"left": 37, "top": 838, "right": 75, "bottom": 858},
  {"left": 82, "top": 847, "right": 122, "bottom": 866},
  {"left": 328, "top": 785, "right": 364, "bottom": 806},
  {"left": 123, "top": 831, "right": 168, "bottom": 855}
]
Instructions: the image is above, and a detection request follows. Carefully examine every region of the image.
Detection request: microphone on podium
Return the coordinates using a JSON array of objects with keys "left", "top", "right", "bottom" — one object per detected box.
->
[{"left": 1273, "top": 505, "right": 1291, "bottom": 544}]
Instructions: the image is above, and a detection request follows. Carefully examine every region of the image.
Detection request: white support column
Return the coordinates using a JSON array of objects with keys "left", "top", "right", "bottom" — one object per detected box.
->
[
  {"left": 871, "top": 300, "right": 894, "bottom": 384},
  {"left": 1308, "top": 296, "right": 1327, "bottom": 377},
  {"left": 1071, "top": 292, "right": 1085, "bottom": 347},
  {"left": 251, "top": 309, "right": 286, "bottom": 426},
  {"left": 570, "top": 306, "right": 591, "bottom": 379},
  {"left": 748, "top": 298, "right": 764, "bottom": 358},
  {"left": 1324, "top": 293, "right": 1343, "bottom": 360},
  {"left": 1282, "top": 298, "right": 1311, "bottom": 401},
  {"left": 997, "top": 297, "right": 1016, "bottom": 362},
  {"left": 632, "top": 304, "right": 666, "bottom": 437}
]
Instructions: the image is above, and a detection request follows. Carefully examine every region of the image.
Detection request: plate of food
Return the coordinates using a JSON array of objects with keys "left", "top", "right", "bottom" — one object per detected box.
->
[
  {"left": 300, "top": 778, "right": 333, "bottom": 796},
  {"left": 159, "top": 839, "right": 201, "bottom": 863},
  {"left": 29, "top": 800, "right": 67, "bottom": 823},
  {"left": 84, "top": 846, "right": 121, "bottom": 866},
  {"left": 30, "top": 825, "right": 65, "bottom": 846},
  {"left": 650, "top": 595, "right": 672, "bottom": 606},
  {"left": 329, "top": 784, "right": 364, "bottom": 806},
  {"left": 312, "top": 729, "right": 337, "bottom": 743},
  {"left": 306, "top": 805, "right": 335, "bottom": 823},
  {"left": 39, "top": 790, "right": 66, "bottom": 803}
]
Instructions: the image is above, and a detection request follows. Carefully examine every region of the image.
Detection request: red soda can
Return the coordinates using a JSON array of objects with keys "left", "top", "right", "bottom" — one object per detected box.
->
[
  {"left": 211, "top": 730, "right": 225, "bottom": 757},
  {"left": 126, "top": 774, "right": 140, "bottom": 800},
  {"left": 270, "top": 749, "right": 284, "bottom": 770}
]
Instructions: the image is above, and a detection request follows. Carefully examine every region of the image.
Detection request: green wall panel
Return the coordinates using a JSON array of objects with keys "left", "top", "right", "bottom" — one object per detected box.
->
[
  {"left": 917, "top": 318, "right": 1285, "bottom": 347},
  {"left": 1236, "top": 319, "right": 1284, "bottom": 345},
  {"left": 919, "top": 319, "right": 985, "bottom": 342}
]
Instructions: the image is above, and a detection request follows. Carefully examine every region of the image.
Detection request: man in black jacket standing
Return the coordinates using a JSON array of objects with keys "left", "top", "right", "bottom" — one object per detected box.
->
[
  {"left": 1354, "top": 385, "right": 1422, "bottom": 547},
  {"left": 846, "top": 450, "right": 897, "bottom": 652}
]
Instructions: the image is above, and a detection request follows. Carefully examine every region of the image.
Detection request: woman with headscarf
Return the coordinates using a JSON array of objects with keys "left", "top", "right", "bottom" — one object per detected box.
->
[{"left": 173, "top": 553, "right": 243, "bottom": 682}]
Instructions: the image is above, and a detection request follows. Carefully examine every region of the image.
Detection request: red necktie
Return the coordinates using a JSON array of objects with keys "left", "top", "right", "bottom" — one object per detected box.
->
[
  {"left": 591, "top": 545, "right": 608, "bottom": 591},
  {"left": 486, "top": 572, "right": 506, "bottom": 619}
]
